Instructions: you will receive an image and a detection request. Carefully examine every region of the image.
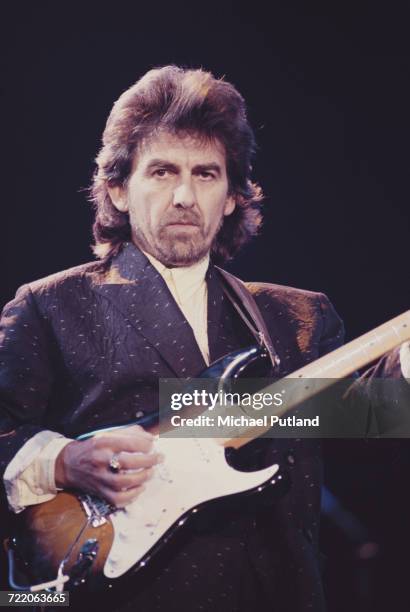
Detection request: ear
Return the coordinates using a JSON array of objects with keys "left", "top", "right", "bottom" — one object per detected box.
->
[
  {"left": 108, "top": 185, "right": 129, "bottom": 213},
  {"left": 223, "top": 195, "right": 236, "bottom": 217}
]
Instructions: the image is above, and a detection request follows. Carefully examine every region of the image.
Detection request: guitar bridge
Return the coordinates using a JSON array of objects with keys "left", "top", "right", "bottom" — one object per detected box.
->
[{"left": 78, "top": 494, "right": 115, "bottom": 527}]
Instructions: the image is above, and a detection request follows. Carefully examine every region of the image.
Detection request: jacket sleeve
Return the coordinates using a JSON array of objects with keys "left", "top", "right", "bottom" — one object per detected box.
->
[
  {"left": 350, "top": 343, "right": 410, "bottom": 437},
  {"left": 317, "top": 292, "right": 410, "bottom": 437},
  {"left": 0, "top": 284, "right": 58, "bottom": 504}
]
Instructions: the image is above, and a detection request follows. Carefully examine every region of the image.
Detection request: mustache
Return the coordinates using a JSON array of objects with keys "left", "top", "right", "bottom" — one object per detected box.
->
[{"left": 161, "top": 213, "right": 201, "bottom": 226}]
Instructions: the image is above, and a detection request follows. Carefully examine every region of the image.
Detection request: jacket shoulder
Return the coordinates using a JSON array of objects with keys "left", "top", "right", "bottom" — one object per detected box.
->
[
  {"left": 242, "top": 279, "right": 344, "bottom": 354},
  {"left": 216, "top": 266, "right": 323, "bottom": 306},
  {"left": 24, "top": 260, "right": 104, "bottom": 297},
  {"left": 243, "top": 280, "right": 323, "bottom": 304},
  {"left": 0, "top": 262, "right": 103, "bottom": 315},
  {"left": 216, "top": 267, "right": 330, "bottom": 327}
]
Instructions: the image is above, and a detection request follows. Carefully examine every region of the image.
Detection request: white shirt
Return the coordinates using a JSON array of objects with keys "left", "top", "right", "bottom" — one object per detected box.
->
[{"left": 4, "top": 251, "right": 211, "bottom": 512}]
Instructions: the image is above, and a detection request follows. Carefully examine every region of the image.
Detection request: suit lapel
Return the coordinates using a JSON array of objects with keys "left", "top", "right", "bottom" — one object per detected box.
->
[{"left": 92, "top": 244, "right": 207, "bottom": 378}]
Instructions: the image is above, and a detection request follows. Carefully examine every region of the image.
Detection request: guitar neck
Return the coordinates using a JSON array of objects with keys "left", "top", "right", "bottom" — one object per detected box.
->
[{"left": 222, "top": 310, "right": 410, "bottom": 449}]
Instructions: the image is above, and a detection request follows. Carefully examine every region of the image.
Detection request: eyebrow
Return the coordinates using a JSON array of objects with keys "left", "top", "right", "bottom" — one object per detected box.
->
[
  {"left": 144, "top": 159, "right": 222, "bottom": 176},
  {"left": 144, "top": 160, "right": 178, "bottom": 174},
  {"left": 193, "top": 163, "right": 222, "bottom": 176}
]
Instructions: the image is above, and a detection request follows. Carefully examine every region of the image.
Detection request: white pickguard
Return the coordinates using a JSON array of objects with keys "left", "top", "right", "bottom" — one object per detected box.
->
[{"left": 104, "top": 436, "right": 279, "bottom": 578}]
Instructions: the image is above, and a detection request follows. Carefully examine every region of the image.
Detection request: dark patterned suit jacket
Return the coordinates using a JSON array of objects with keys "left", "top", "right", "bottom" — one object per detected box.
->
[{"left": 0, "top": 242, "right": 390, "bottom": 611}]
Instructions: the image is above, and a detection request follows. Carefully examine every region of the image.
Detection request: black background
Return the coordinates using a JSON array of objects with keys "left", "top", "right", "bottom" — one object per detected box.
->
[{"left": 1, "top": 2, "right": 409, "bottom": 610}]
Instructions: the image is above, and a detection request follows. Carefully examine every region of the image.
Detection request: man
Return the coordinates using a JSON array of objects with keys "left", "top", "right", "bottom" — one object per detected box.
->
[{"left": 0, "top": 65, "right": 408, "bottom": 611}]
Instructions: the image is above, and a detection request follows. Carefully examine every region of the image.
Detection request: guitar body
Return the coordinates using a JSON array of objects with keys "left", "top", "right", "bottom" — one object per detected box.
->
[{"left": 9, "top": 437, "right": 287, "bottom": 591}]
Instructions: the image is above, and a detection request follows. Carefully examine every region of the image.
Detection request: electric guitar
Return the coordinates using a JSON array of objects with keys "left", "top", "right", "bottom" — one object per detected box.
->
[{"left": 5, "top": 310, "right": 410, "bottom": 594}]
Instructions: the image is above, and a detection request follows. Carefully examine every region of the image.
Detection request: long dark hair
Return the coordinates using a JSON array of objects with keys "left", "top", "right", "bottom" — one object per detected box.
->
[{"left": 90, "top": 65, "right": 263, "bottom": 263}]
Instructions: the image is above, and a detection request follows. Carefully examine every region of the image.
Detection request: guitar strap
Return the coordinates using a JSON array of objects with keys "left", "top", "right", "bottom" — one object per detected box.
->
[{"left": 215, "top": 267, "right": 281, "bottom": 374}]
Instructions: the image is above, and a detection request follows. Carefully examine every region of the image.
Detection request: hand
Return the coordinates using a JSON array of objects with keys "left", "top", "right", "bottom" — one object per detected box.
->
[{"left": 55, "top": 425, "right": 162, "bottom": 507}]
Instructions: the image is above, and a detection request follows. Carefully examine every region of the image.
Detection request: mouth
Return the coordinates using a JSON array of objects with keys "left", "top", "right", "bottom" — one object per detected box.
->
[{"left": 166, "top": 222, "right": 200, "bottom": 228}]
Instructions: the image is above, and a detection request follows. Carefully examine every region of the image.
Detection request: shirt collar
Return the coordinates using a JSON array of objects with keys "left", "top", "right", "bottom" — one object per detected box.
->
[{"left": 142, "top": 250, "right": 210, "bottom": 302}]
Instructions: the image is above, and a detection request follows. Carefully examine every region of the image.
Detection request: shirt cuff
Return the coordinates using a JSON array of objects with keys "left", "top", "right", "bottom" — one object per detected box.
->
[
  {"left": 400, "top": 341, "right": 410, "bottom": 380},
  {"left": 3, "top": 431, "right": 72, "bottom": 513}
]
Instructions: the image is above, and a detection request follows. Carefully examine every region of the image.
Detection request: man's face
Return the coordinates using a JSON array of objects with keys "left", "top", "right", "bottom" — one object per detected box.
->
[{"left": 108, "top": 131, "right": 235, "bottom": 267}]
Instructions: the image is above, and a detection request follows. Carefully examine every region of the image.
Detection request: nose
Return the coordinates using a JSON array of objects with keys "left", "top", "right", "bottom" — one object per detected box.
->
[{"left": 172, "top": 180, "right": 196, "bottom": 209}]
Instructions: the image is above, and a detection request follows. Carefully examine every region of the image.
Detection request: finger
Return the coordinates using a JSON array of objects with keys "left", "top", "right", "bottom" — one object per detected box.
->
[
  {"left": 92, "top": 432, "right": 154, "bottom": 454},
  {"left": 95, "top": 424, "right": 153, "bottom": 439},
  {"left": 113, "top": 451, "right": 163, "bottom": 471},
  {"left": 115, "top": 425, "right": 154, "bottom": 438},
  {"left": 102, "top": 467, "right": 154, "bottom": 492},
  {"left": 99, "top": 484, "right": 146, "bottom": 508}
]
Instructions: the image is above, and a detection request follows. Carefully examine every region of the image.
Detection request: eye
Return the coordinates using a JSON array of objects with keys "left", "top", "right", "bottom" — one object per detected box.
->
[
  {"left": 153, "top": 168, "right": 169, "bottom": 178},
  {"left": 198, "top": 171, "right": 215, "bottom": 180}
]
